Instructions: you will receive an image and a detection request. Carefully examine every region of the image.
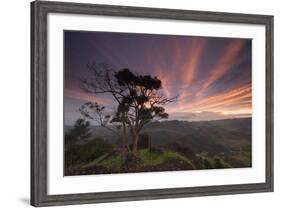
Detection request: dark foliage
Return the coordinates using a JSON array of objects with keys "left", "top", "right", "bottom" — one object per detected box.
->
[
  {"left": 121, "top": 153, "right": 142, "bottom": 171},
  {"left": 137, "top": 133, "right": 151, "bottom": 150},
  {"left": 65, "top": 137, "right": 113, "bottom": 169},
  {"left": 80, "top": 64, "right": 176, "bottom": 153},
  {"left": 65, "top": 118, "right": 91, "bottom": 146}
]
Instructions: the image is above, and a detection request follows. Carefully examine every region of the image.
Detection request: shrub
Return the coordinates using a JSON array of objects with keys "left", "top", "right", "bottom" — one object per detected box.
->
[
  {"left": 213, "top": 157, "right": 231, "bottom": 169},
  {"left": 65, "top": 118, "right": 92, "bottom": 147},
  {"left": 202, "top": 157, "right": 213, "bottom": 169},
  {"left": 65, "top": 137, "right": 113, "bottom": 168},
  {"left": 121, "top": 153, "right": 141, "bottom": 171}
]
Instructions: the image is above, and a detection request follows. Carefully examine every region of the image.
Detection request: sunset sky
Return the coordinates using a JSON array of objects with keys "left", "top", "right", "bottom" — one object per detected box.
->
[{"left": 64, "top": 31, "right": 252, "bottom": 125}]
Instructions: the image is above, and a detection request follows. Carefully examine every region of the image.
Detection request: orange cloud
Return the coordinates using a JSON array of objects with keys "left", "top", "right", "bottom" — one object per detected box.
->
[
  {"left": 181, "top": 38, "right": 207, "bottom": 86},
  {"left": 168, "top": 111, "right": 251, "bottom": 121},
  {"left": 197, "top": 39, "right": 246, "bottom": 95},
  {"left": 154, "top": 65, "right": 177, "bottom": 98},
  {"left": 173, "top": 83, "right": 252, "bottom": 114},
  {"left": 64, "top": 88, "right": 110, "bottom": 104},
  {"left": 178, "top": 38, "right": 207, "bottom": 103}
]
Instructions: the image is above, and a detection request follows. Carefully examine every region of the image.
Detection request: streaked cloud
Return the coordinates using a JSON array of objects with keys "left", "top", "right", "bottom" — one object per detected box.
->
[
  {"left": 171, "top": 83, "right": 251, "bottom": 114},
  {"left": 169, "top": 111, "right": 251, "bottom": 122},
  {"left": 178, "top": 38, "right": 207, "bottom": 104},
  {"left": 64, "top": 31, "right": 252, "bottom": 124},
  {"left": 197, "top": 39, "right": 246, "bottom": 95},
  {"left": 64, "top": 88, "right": 110, "bottom": 104},
  {"left": 181, "top": 38, "right": 207, "bottom": 86}
]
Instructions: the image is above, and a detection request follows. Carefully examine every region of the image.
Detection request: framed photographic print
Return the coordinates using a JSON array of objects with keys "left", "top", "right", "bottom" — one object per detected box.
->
[{"left": 31, "top": 0, "right": 274, "bottom": 207}]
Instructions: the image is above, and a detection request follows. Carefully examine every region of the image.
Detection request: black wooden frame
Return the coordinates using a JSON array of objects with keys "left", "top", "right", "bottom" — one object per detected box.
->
[{"left": 31, "top": 0, "right": 274, "bottom": 206}]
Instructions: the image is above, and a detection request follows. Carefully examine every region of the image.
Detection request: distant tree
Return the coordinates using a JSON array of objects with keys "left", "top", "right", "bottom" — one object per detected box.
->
[
  {"left": 79, "top": 101, "right": 126, "bottom": 148},
  {"left": 65, "top": 118, "right": 92, "bottom": 146},
  {"left": 79, "top": 63, "right": 176, "bottom": 154}
]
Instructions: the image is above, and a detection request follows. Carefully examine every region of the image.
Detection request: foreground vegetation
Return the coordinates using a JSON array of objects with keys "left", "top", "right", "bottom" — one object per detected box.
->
[
  {"left": 65, "top": 137, "right": 237, "bottom": 176},
  {"left": 64, "top": 118, "right": 252, "bottom": 176}
]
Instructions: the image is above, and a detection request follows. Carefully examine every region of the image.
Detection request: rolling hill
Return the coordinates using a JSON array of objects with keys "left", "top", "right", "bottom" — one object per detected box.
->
[{"left": 64, "top": 117, "right": 252, "bottom": 175}]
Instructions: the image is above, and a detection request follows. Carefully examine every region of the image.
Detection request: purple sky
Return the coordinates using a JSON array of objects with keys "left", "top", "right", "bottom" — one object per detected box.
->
[{"left": 64, "top": 30, "right": 252, "bottom": 125}]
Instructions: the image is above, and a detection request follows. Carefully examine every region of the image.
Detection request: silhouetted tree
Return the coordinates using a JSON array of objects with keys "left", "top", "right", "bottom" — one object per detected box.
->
[
  {"left": 79, "top": 63, "right": 176, "bottom": 154},
  {"left": 79, "top": 101, "right": 126, "bottom": 149}
]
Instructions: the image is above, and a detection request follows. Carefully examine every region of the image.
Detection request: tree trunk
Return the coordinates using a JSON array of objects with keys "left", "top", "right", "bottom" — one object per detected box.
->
[
  {"left": 121, "top": 123, "right": 125, "bottom": 150},
  {"left": 122, "top": 122, "right": 130, "bottom": 152},
  {"left": 132, "top": 131, "right": 139, "bottom": 154}
]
